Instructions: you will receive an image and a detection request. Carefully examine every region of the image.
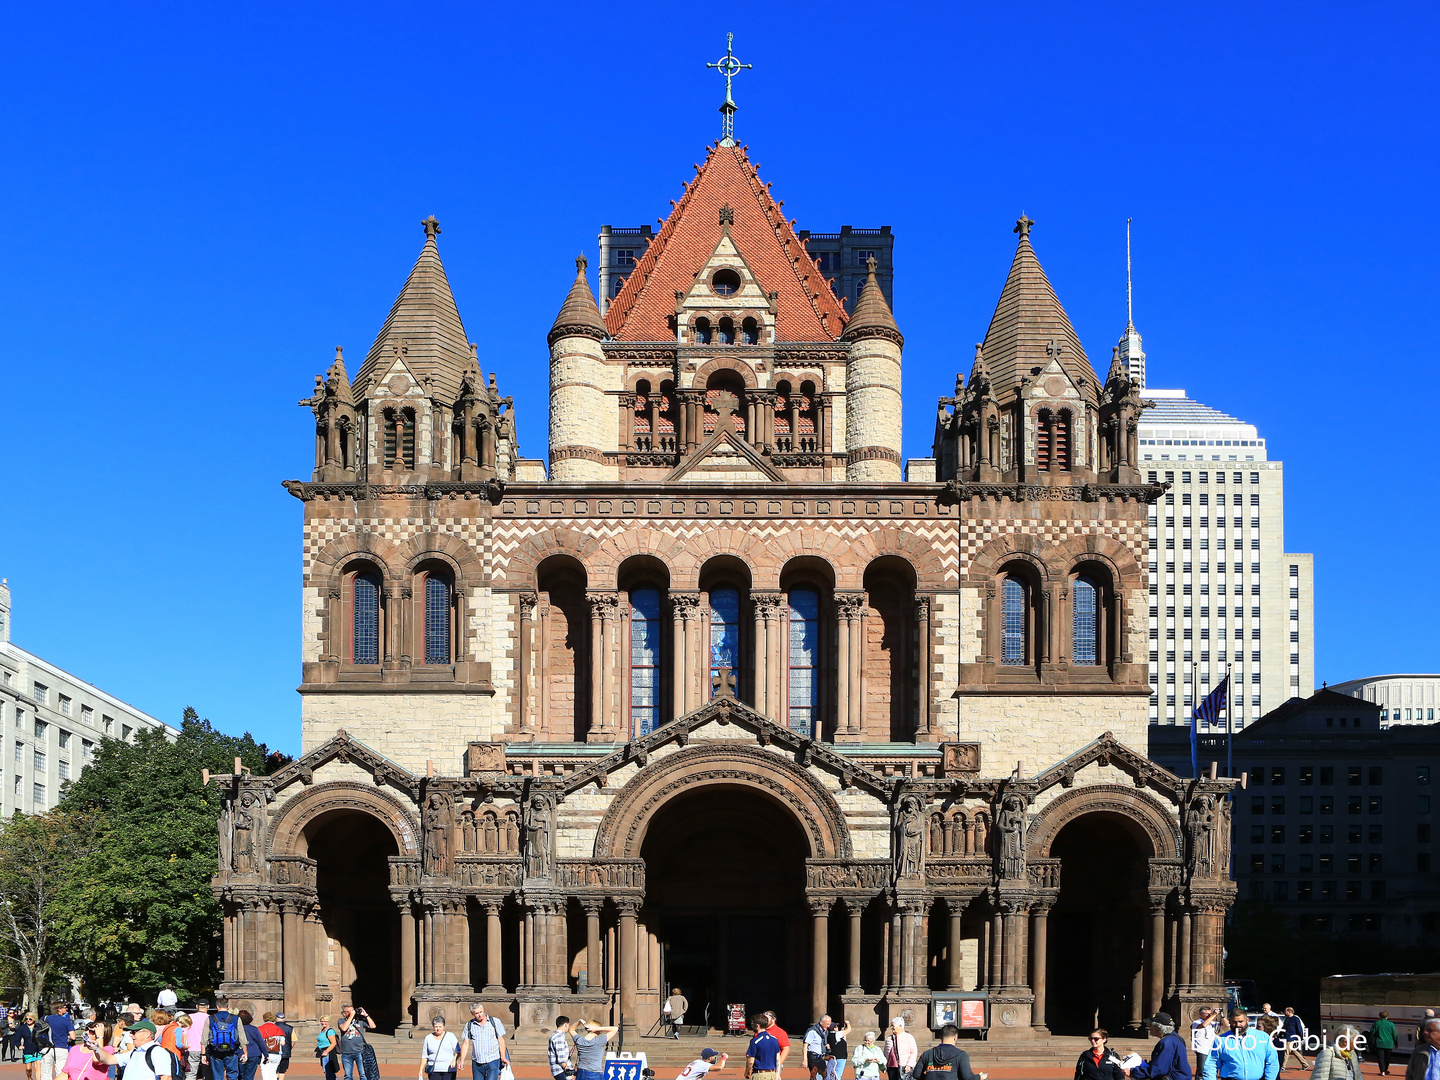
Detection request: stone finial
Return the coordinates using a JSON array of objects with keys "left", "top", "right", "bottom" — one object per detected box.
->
[
  {"left": 422, "top": 216, "right": 441, "bottom": 239},
  {"left": 866, "top": 255, "right": 877, "bottom": 274},
  {"left": 575, "top": 253, "right": 589, "bottom": 274},
  {"left": 1014, "top": 215, "right": 1034, "bottom": 239},
  {"left": 719, "top": 204, "right": 735, "bottom": 226}
]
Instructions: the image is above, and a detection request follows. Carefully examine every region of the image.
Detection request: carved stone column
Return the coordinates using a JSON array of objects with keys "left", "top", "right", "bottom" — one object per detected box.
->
[
  {"left": 482, "top": 901, "right": 504, "bottom": 993},
  {"left": 915, "top": 596, "right": 932, "bottom": 740},
  {"left": 672, "top": 593, "right": 702, "bottom": 714},
  {"left": 847, "top": 899, "right": 863, "bottom": 994},
  {"left": 1029, "top": 903, "right": 1050, "bottom": 1033},
  {"left": 810, "top": 899, "right": 830, "bottom": 1020},
  {"left": 617, "top": 900, "right": 640, "bottom": 1037},
  {"left": 518, "top": 594, "right": 537, "bottom": 736},
  {"left": 582, "top": 900, "right": 603, "bottom": 992},
  {"left": 281, "top": 900, "right": 306, "bottom": 1017},
  {"left": 753, "top": 593, "right": 784, "bottom": 721},
  {"left": 1146, "top": 896, "right": 1167, "bottom": 1019},
  {"left": 398, "top": 901, "right": 417, "bottom": 1025},
  {"left": 835, "top": 593, "right": 865, "bottom": 739},
  {"left": 947, "top": 902, "right": 964, "bottom": 991}
]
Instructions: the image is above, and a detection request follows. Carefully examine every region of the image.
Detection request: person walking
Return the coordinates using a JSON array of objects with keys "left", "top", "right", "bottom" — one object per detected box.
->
[
  {"left": 18, "top": 1013, "right": 42, "bottom": 1080},
  {"left": 420, "top": 1017, "right": 460, "bottom": 1080},
  {"left": 677, "top": 1049, "right": 728, "bottom": 1080},
  {"left": 548, "top": 1017, "right": 574, "bottom": 1080},
  {"left": 157, "top": 991, "right": 178, "bottom": 1013},
  {"left": 335, "top": 1007, "right": 369, "bottom": 1080},
  {"left": 763, "top": 1015, "right": 790, "bottom": 1078},
  {"left": 257, "top": 1016, "right": 285, "bottom": 1080},
  {"left": 745, "top": 1015, "right": 782, "bottom": 1080},
  {"left": 237, "top": 1011, "right": 267, "bottom": 1080},
  {"left": 1278, "top": 1009, "right": 1307, "bottom": 1072},
  {"left": 665, "top": 991, "right": 690, "bottom": 1040},
  {"left": 913, "top": 1026, "right": 986, "bottom": 1080},
  {"left": 1142, "top": 1013, "right": 1191, "bottom": 1080},
  {"left": 1371, "top": 1011, "right": 1398, "bottom": 1076},
  {"left": 184, "top": 1002, "right": 210, "bottom": 1080},
  {"left": 1405, "top": 1017, "right": 1440, "bottom": 1080},
  {"left": 882, "top": 1020, "right": 917, "bottom": 1080},
  {"left": 852, "top": 1034, "right": 884, "bottom": 1080},
  {"left": 43, "top": 1002, "right": 77, "bottom": 1080},
  {"left": 314, "top": 1018, "right": 338, "bottom": 1080},
  {"left": 1309, "top": 1026, "right": 1360, "bottom": 1080},
  {"left": 1073, "top": 1029, "right": 1127, "bottom": 1080},
  {"left": 458, "top": 1005, "right": 509, "bottom": 1080},
  {"left": 1191, "top": 1008, "right": 1219, "bottom": 1080},
  {"left": 1200, "top": 1009, "right": 1277, "bottom": 1080},
  {"left": 826, "top": 1021, "right": 851, "bottom": 1080},
  {"left": 572, "top": 1020, "right": 617, "bottom": 1080},
  {"left": 208, "top": 998, "right": 244, "bottom": 1080},
  {"left": 274, "top": 1015, "right": 293, "bottom": 1080}
]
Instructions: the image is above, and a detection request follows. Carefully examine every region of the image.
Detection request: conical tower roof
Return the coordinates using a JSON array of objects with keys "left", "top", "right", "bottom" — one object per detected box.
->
[
  {"left": 605, "top": 143, "right": 848, "bottom": 342},
  {"left": 325, "top": 346, "right": 355, "bottom": 406},
  {"left": 978, "top": 217, "right": 1097, "bottom": 403},
  {"left": 548, "top": 255, "right": 607, "bottom": 345},
  {"left": 842, "top": 257, "right": 902, "bottom": 345},
  {"left": 355, "top": 217, "right": 471, "bottom": 402}
]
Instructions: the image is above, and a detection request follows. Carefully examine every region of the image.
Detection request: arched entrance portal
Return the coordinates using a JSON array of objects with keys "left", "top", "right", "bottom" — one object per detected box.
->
[
  {"left": 1044, "top": 812, "right": 1152, "bottom": 1035},
  {"left": 640, "top": 785, "right": 809, "bottom": 1030},
  {"left": 307, "top": 810, "right": 402, "bottom": 1031}
]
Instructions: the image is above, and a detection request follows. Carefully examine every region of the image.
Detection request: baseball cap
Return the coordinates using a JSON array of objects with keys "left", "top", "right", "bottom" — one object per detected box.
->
[
  {"left": 277, "top": 1013, "right": 286, "bottom": 1021},
  {"left": 1147, "top": 1012, "right": 1174, "bottom": 1026},
  {"left": 130, "top": 1021, "right": 158, "bottom": 1036},
  {"left": 702, "top": 1050, "right": 718, "bottom": 1061}
]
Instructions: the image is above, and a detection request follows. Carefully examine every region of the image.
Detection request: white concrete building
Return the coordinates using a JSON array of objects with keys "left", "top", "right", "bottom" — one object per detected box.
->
[
  {"left": 1138, "top": 389, "right": 1315, "bottom": 729},
  {"left": 1328, "top": 674, "right": 1440, "bottom": 726},
  {"left": 0, "top": 578, "right": 176, "bottom": 813}
]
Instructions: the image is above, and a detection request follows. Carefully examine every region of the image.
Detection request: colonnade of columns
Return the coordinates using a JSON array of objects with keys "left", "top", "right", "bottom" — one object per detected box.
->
[{"left": 624, "top": 390, "right": 834, "bottom": 457}]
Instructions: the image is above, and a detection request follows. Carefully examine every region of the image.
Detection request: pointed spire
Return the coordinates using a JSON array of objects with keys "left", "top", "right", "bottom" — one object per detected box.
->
[
  {"left": 978, "top": 217, "right": 1097, "bottom": 404},
  {"left": 548, "top": 254, "right": 607, "bottom": 346},
  {"left": 969, "top": 342, "right": 990, "bottom": 388},
  {"left": 356, "top": 218, "right": 471, "bottom": 402},
  {"left": 842, "top": 256, "right": 903, "bottom": 346},
  {"left": 1118, "top": 218, "right": 1147, "bottom": 390},
  {"left": 325, "top": 345, "right": 355, "bottom": 405}
]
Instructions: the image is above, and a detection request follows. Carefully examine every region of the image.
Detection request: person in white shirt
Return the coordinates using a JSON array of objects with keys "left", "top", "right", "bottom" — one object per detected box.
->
[
  {"left": 420, "top": 1018, "right": 460, "bottom": 1080},
  {"left": 1190, "top": 1007, "right": 1218, "bottom": 1080},
  {"left": 677, "top": 1049, "right": 727, "bottom": 1080},
  {"left": 95, "top": 1021, "right": 175, "bottom": 1080},
  {"left": 157, "top": 990, "right": 178, "bottom": 1012}
]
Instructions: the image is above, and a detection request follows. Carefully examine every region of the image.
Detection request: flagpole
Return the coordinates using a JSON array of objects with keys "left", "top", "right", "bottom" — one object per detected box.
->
[
  {"left": 1188, "top": 660, "right": 1198, "bottom": 778},
  {"left": 1226, "top": 663, "right": 1234, "bottom": 782}
]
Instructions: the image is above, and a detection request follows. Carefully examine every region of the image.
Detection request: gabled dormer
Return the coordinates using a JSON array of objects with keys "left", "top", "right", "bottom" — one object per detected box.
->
[{"left": 675, "top": 209, "right": 776, "bottom": 347}]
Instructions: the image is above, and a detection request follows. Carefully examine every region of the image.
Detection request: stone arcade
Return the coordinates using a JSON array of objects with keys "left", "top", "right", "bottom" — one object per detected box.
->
[{"left": 212, "top": 134, "right": 1236, "bottom": 1040}]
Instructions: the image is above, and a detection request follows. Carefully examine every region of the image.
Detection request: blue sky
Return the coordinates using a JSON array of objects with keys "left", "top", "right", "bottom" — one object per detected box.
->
[{"left": 1, "top": 2, "right": 1435, "bottom": 753}]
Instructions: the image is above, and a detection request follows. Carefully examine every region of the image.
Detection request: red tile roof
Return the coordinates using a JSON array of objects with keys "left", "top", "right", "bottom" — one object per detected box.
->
[{"left": 605, "top": 144, "right": 849, "bottom": 342}]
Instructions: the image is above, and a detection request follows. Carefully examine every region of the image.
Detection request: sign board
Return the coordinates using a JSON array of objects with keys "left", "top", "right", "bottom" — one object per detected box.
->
[
  {"left": 959, "top": 1000, "right": 986, "bottom": 1029},
  {"left": 931, "top": 992, "right": 988, "bottom": 1036},
  {"left": 605, "top": 1054, "right": 649, "bottom": 1080},
  {"left": 727, "top": 1004, "right": 747, "bottom": 1034}
]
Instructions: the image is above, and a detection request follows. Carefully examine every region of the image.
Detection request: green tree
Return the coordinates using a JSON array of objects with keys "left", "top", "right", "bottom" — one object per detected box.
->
[
  {"left": 50, "top": 708, "right": 287, "bottom": 1003},
  {"left": 0, "top": 810, "right": 99, "bottom": 1009}
]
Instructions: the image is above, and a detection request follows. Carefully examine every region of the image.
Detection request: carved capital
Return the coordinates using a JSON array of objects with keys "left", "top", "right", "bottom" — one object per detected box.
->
[
  {"left": 835, "top": 591, "right": 866, "bottom": 619},
  {"left": 752, "top": 591, "right": 786, "bottom": 619},
  {"left": 518, "top": 592, "right": 538, "bottom": 618},
  {"left": 671, "top": 592, "right": 703, "bottom": 619},
  {"left": 587, "top": 592, "right": 620, "bottom": 618}
]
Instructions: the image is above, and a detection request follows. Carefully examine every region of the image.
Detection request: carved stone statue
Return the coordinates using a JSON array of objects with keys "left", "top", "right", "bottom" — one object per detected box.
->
[
  {"left": 232, "top": 790, "right": 262, "bottom": 873},
  {"left": 423, "top": 791, "right": 454, "bottom": 877},
  {"left": 892, "top": 793, "right": 925, "bottom": 882},
  {"left": 218, "top": 799, "right": 233, "bottom": 873},
  {"left": 995, "top": 793, "right": 1027, "bottom": 878},
  {"left": 1185, "top": 794, "right": 1217, "bottom": 879},
  {"left": 524, "top": 793, "right": 555, "bottom": 879}
]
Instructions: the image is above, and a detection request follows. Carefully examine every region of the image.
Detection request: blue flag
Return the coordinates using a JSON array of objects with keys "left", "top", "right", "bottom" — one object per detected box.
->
[{"left": 1191, "top": 675, "right": 1230, "bottom": 776}]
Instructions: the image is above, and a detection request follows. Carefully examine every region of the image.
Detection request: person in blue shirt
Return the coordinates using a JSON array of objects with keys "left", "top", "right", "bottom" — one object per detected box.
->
[
  {"left": 1143, "top": 1013, "right": 1192, "bottom": 1080},
  {"left": 1201, "top": 1009, "right": 1277, "bottom": 1080},
  {"left": 746, "top": 1016, "right": 782, "bottom": 1080}
]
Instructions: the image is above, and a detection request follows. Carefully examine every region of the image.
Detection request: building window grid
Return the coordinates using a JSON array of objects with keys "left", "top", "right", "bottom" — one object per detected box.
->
[{"left": 423, "top": 574, "right": 452, "bottom": 666}]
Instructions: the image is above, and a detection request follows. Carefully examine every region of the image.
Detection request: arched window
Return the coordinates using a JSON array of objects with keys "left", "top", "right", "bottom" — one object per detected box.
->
[
  {"left": 694, "top": 317, "right": 712, "bottom": 345},
  {"left": 353, "top": 573, "right": 381, "bottom": 665},
  {"left": 382, "top": 408, "right": 416, "bottom": 469},
  {"left": 611, "top": 275, "right": 625, "bottom": 298},
  {"left": 1001, "top": 576, "right": 1027, "bottom": 665},
  {"left": 1072, "top": 576, "right": 1098, "bottom": 665},
  {"left": 1054, "top": 409, "right": 1071, "bottom": 471},
  {"left": 741, "top": 317, "right": 759, "bottom": 345},
  {"left": 717, "top": 317, "right": 735, "bottom": 345},
  {"left": 709, "top": 587, "right": 740, "bottom": 697},
  {"left": 787, "top": 589, "right": 819, "bottom": 735},
  {"left": 1035, "top": 409, "right": 1051, "bottom": 471},
  {"left": 704, "top": 372, "right": 747, "bottom": 437},
  {"left": 633, "top": 380, "right": 652, "bottom": 451},
  {"left": 423, "top": 572, "right": 452, "bottom": 664},
  {"left": 630, "top": 588, "right": 661, "bottom": 735}
]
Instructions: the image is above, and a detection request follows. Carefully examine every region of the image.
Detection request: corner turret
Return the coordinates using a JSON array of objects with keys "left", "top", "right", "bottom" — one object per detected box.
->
[
  {"left": 547, "top": 256, "right": 619, "bottom": 481},
  {"left": 841, "top": 257, "right": 904, "bottom": 481}
]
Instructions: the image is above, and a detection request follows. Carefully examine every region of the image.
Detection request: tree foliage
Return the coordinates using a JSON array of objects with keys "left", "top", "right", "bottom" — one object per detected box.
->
[{"left": 48, "top": 708, "right": 288, "bottom": 1003}]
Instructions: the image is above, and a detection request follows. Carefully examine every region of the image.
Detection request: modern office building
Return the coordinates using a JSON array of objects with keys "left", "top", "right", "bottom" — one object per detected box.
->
[
  {"left": 1328, "top": 674, "right": 1440, "bottom": 726},
  {"left": 1150, "top": 689, "right": 1439, "bottom": 945},
  {"left": 1138, "top": 387, "right": 1314, "bottom": 729},
  {"left": 598, "top": 223, "right": 894, "bottom": 316},
  {"left": 0, "top": 578, "right": 175, "bottom": 813}
]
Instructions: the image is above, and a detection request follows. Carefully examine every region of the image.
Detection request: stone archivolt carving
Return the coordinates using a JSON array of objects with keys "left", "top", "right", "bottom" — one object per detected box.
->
[
  {"left": 593, "top": 743, "right": 854, "bottom": 859},
  {"left": 267, "top": 780, "right": 421, "bottom": 860},
  {"left": 806, "top": 860, "right": 891, "bottom": 892},
  {"left": 555, "top": 859, "right": 646, "bottom": 892},
  {"left": 1024, "top": 783, "right": 1183, "bottom": 861}
]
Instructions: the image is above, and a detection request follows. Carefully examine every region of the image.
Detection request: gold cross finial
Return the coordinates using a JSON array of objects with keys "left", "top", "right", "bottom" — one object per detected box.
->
[{"left": 706, "top": 32, "right": 753, "bottom": 146}]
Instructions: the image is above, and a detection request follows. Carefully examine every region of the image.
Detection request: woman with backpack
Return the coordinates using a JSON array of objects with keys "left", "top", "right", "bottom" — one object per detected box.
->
[
  {"left": 257, "top": 1014, "right": 286, "bottom": 1080},
  {"left": 17, "top": 1013, "right": 42, "bottom": 1080},
  {"left": 315, "top": 1017, "right": 338, "bottom": 1080}
]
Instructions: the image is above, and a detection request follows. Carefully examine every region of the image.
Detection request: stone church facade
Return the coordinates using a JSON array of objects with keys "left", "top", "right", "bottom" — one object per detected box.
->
[{"left": 213, "top": 140, "right": 1235, "bottom": 1040}]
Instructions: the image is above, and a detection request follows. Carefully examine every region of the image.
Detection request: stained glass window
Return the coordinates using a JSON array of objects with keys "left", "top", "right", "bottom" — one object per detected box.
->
[
  {"left": 630, "top": 589, "right": 661, "bottom": 736},
  {"left": 1001, "top": 577, "right": 1026, "bottom": 665},
  {"left": 353, "top": 574, "right": 380, "bottom": 664},
  {"left": 425, "top": 574, "right": 451, "bottom": 665},
  {"left": 710, "top": 587, "right": 740, "bottom": 696},
  {"left": 1072, "top": 576, "right": 1098, "bottom": 665},
  {"left": 788, "top": 589, "right": 819, "bottom": 736}
]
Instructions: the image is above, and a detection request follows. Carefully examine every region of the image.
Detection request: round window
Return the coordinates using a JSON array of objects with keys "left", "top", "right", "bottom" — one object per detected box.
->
[{"left": 712, "top": 269, "right": 741, "bottom": 296}]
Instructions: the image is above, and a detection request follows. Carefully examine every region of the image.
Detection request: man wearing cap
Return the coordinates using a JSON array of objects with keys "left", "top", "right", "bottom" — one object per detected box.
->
[
  {"left": 1144, "top": 1013, "right": 1191, "bottom": 1080},
  {"left": 96, "top": 1020, "right": 178, "bottom": 1080},
  {"left": 41, "top": 1002, "right": 75, "bottom": 1080},
  {"left": 677, "top": 1049, "right": 729, "bottom": 1080},
  {"left": 1201, "top": 1009, "right": 1277, "bottom": 1080},
  {"left": 274, "top": 1014, "right": 293, "bottom": 1077},
  {"left": 183, "top": 1001, "right": 210, "bottom": 1080}
]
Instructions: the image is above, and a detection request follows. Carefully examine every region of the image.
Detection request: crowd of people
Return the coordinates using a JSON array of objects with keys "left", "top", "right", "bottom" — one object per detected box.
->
[{"left": 0, "top": 993, "right": 296, "bottom": 1080}]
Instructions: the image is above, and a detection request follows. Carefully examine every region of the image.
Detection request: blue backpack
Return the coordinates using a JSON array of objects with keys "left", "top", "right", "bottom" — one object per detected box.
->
[{"left": 209, "top": 1015, "right": 240, "bottom": 1055}]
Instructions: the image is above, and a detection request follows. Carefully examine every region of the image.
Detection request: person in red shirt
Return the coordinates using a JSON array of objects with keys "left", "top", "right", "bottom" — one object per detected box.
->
[{"left": 763, "top": 1015, "right": 790, "bottom": 1077}]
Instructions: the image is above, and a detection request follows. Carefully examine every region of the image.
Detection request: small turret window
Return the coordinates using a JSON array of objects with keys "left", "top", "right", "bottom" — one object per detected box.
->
[
  {"left": 741, "top": 317, "right": 759, "bottom": 345},
  {"left": 712, "top": 268, "right": 741, "bottom": 296},
  {"left": 717, "top": 317, "right": 735, "bottom": 345},
  {"left": 694, "top": 317, "right": 712, "bottom": 345},
  {"left": 383, "top": 407, "right": 416, "bottom": 469}
]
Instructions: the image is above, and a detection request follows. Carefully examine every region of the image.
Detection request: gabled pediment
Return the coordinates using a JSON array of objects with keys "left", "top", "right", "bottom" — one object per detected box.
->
[
  {"left": 269, "top": 729, "right": 420, "bottom": 796},
  {"left": 1030, "top": 730, "right": 1184, "bottom": 798},
  {"left": 560, "top": 695, "right": 892, "bottom": 798},
  {"left": 664, "top": 426, "right": 787, "bottom": 483}
]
